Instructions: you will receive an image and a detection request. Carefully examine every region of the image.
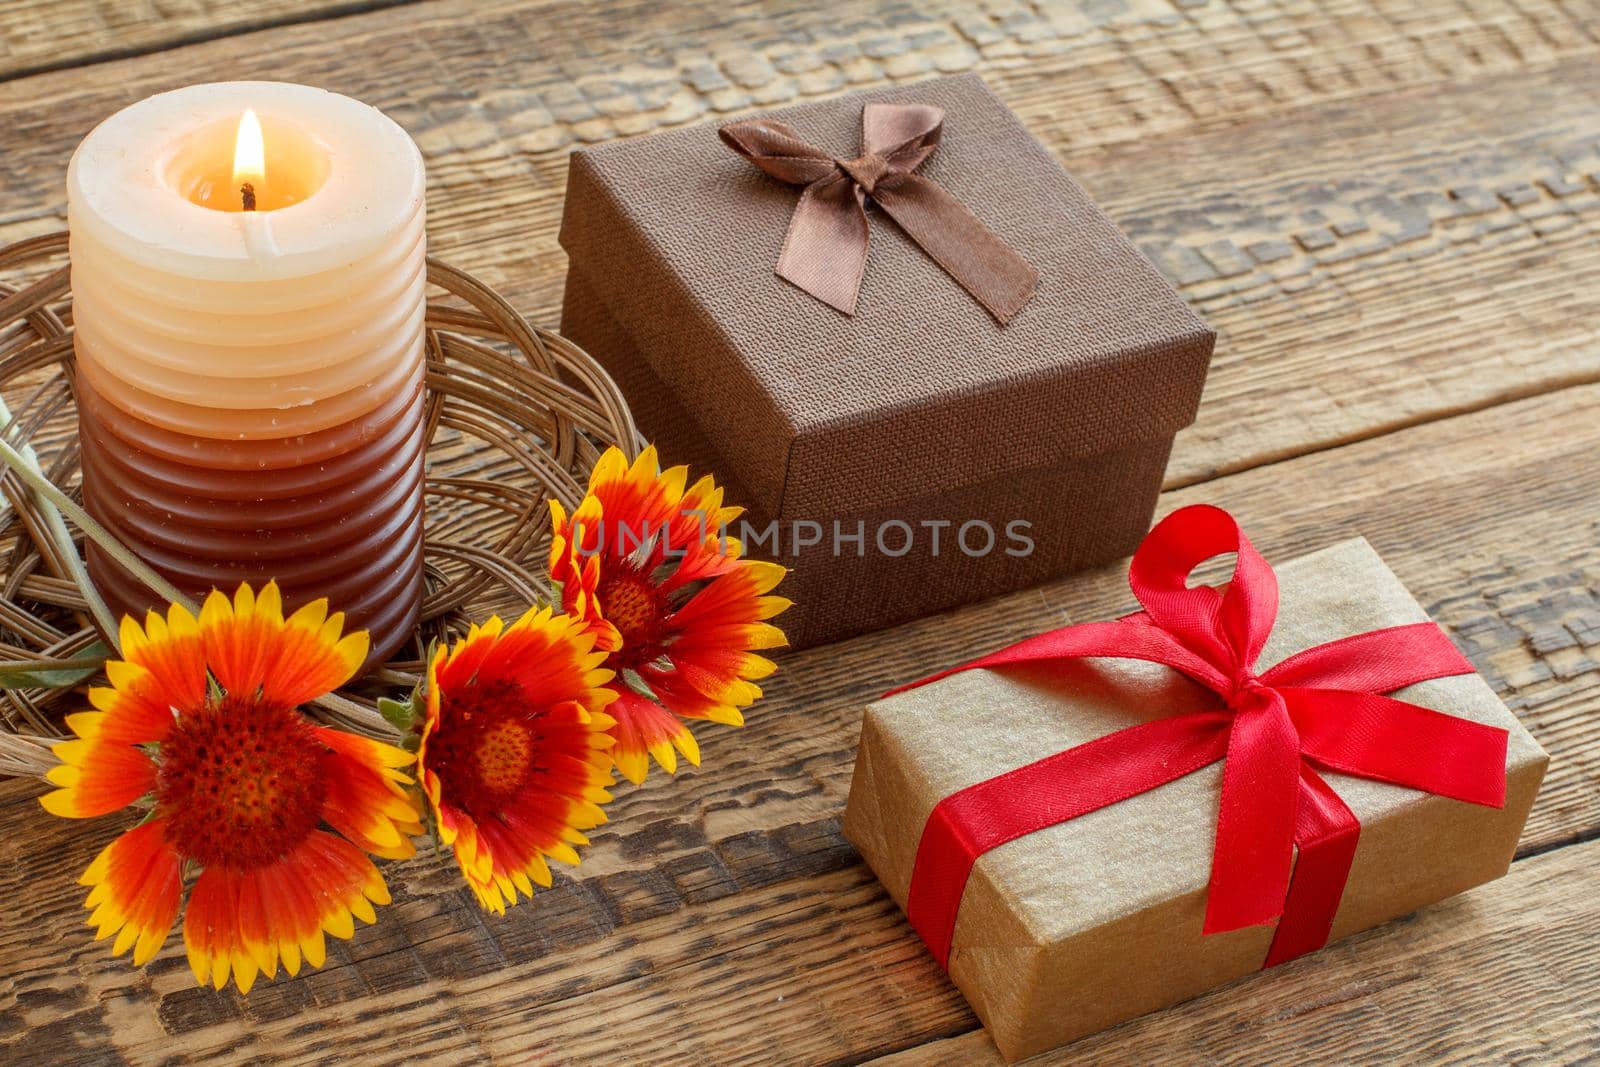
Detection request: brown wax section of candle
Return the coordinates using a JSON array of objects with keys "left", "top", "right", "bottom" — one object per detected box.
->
[{"left": 76, "top": 365, "right": 426, "bottom": 671}]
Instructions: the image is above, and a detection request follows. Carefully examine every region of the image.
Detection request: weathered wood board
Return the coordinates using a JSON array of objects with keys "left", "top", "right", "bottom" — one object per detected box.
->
[
  {"left": 2, "top": 376, "right": 1596, "bottom": 1064},
  {"left": 2, "top": 1, "right": 1597, "bottom": 490},
  {"left": 1, "top": 0, "right": 1598, "bottom": 1063}
]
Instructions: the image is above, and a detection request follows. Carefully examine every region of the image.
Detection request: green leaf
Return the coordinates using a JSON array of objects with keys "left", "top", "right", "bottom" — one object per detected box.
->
[
  {"left": 379, "top": 696, "right": 417, "bottom": 732},
  {"left": 620, "top": 667, "right": 654, "bottom": 698},
  {"left": 0, "top": 642, "right": 110, "bottom": 689}
]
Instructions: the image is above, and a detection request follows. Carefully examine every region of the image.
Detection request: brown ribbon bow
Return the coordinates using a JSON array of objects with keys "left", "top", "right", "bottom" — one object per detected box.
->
[{"left": 719, "top": 103, "right": 1037, "bottom": 324}]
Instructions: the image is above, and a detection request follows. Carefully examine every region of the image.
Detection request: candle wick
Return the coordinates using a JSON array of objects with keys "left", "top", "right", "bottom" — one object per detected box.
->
[{"left": 240, "top": 182, "right": 257, "bottom": 211}]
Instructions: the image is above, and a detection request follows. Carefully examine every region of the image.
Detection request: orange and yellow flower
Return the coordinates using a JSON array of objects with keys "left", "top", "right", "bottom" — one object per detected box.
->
[
  {"left": 548, "top": 446, "right": 789, "bottom": 784},
  {"left": 39, "top": 583, "right": 422, "bottom": 993},
  {"left": 415, "top": 607, "right": 617, "bottom": 913}
]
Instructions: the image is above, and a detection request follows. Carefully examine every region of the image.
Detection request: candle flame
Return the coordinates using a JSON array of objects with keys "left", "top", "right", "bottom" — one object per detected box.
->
[{"left": 232, "top": 108, "right": 265, "bottom": 187}]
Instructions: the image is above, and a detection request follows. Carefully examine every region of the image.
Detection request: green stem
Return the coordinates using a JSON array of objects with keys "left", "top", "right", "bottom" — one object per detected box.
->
[
  {"left": 0, "top": 656, "right": 106, "bottom": 672},
  {"left": 0, "top": 426, "right": 197, "bottom": 647},
  {"left": 0, "top": 403, "right": 124, "bottom": 644}
]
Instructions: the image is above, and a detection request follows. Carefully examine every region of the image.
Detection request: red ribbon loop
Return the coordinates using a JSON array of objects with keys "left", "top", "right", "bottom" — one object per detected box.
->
[
  {"left": 1127, "top": 504, "right": 1279, "bottom": 687},
  {"left": 896, "top": 504, "right": 1508, "bottom": 971}
]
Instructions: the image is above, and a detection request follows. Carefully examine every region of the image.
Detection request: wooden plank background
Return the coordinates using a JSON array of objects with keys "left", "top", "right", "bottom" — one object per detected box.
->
[{"left": 1, "top": 0, "right": 1597, "bottom": 1063}]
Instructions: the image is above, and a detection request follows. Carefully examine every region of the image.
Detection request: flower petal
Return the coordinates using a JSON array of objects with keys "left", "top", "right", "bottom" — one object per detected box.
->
[
  {"left": 259, "top": 599, "right": 369, "bottom": 706},
  {"left": 606, "top": 686, "right": 699, "bottom": 785},
  {"left": 199, "top": 585, "right": 273, "bottom": 699},
  {"left": 315, "top": 727, "right": 423, "bottom": 860},
  {"left": 436, "top": 617, "right": 505, "bottom": 690},
  {"left": 81, "top": 605, "right": 207, "bottom": 749},
  {"left": 40, "top": 737, "right": 156, "bottom": 818},
  {"left": 183, "top": 830, "right": 390, "bottom": 993},
  {"left": 548, "top": 450, "right": 788, "bottom": 772},
  {"left": 184, "top": 866, "right": 247, "bottom": 991},
  {"left": 118, "top": 602, "right": 207, "bottom": 723},
  {"left": 200, "top": 582, "right": 368, "bottom": 705},
  {"left": 475, "top": 608, "right": 612, "bottom": 711},
  {"left": 80, "top": 819, "right": 181, "bottom": 968},
  {"left": 419, "top": 613, "right": 619, "bottom": 911}
]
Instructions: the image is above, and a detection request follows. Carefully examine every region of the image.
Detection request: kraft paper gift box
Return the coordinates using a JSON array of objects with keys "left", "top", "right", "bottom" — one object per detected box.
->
[
  {"left": 842, "top": 527, "right": 1547, "bottom": 1062},
  {"left": 558, "top": 73, "right": 1214, "bottom": 648}
]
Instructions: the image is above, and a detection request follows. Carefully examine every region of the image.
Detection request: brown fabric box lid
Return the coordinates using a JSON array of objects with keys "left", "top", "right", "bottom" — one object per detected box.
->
[{"left": 559, "top": 74, "right": 1214, "bottom": 518}]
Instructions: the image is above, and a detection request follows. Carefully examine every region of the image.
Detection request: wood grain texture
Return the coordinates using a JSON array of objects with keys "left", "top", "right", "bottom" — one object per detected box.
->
[
  {"left": 2, "top": 375, "right": 1596, "bottom": 1065},
  {"left": 866, "top": 837, "right": 1600, "bottom": 1066},
  {"left": 2, "top": 0, "right": 1597, "bottom": 488},
  {"left": 3, "top": 0, "right": 1599, "bottom": 1062},
  {"left": 0, "top": 0, "right": 416, "bottom": 81}
]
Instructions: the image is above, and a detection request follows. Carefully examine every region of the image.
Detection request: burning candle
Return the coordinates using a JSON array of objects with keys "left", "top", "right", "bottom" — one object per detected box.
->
[{"left": 67, "top": 82, "right": 427, "bottom": 669}]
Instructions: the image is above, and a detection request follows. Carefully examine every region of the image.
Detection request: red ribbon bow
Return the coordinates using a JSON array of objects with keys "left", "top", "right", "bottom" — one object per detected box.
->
[
  {"left": 719, "top": 103, "right": 1038, "bottom": 323},
  {"left": 896, "top": 504, "right": 1509, "bottom": 970}
]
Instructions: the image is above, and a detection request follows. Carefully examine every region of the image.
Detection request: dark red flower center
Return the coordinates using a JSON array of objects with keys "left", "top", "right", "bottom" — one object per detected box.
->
[
  {"left": 155, "top": 694, "right": 330, "bottom": 870},
  {"left": 598, "top": 568, "right": 667, "bottom": 667},
  {"left": 425, "top": 678, "right": 542, "bottom": 816}
]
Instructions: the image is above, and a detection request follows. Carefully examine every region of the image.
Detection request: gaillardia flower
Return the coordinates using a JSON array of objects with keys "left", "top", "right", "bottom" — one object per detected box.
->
[
  {"left": 415, "top": 607, "right": 617, "bottom": 913},
  {"left": 548, "top": 446, "right": 790, "bottom": 784},
  {"left": 40, "top": 583, "right": 422, "bottom": 993}
]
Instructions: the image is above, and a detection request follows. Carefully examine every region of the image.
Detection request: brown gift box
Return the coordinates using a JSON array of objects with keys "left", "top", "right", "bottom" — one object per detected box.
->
[
  {"left": 843, "top": 537, "right": 1547, "bottom": 1061},
  {"left": 558, "top": 74, "right": 1214, "bottom": 647}
]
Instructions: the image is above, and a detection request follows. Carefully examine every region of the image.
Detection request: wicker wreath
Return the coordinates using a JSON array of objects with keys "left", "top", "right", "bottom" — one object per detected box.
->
[{"left": 0, "top": 232, "right": 641, "bottom": 774}]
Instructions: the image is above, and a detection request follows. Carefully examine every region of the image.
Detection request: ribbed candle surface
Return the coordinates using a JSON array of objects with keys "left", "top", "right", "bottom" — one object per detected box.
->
[{"left": 67, "top": 83, "right": 427, "bottom": 667}]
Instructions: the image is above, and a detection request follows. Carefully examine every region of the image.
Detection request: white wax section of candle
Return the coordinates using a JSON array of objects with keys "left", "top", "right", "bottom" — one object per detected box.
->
[
  {"left": 66, "top": 82, "right": 427, "bottom": 439},
  {"left": 68, "top": 82, "right": 423, "bottom": 279}
]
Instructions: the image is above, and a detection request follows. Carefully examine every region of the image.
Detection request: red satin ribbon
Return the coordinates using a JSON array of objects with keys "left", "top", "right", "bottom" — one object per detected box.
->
[{"left": 895, "top": 504, "right": 1508, "bottom": 970}]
